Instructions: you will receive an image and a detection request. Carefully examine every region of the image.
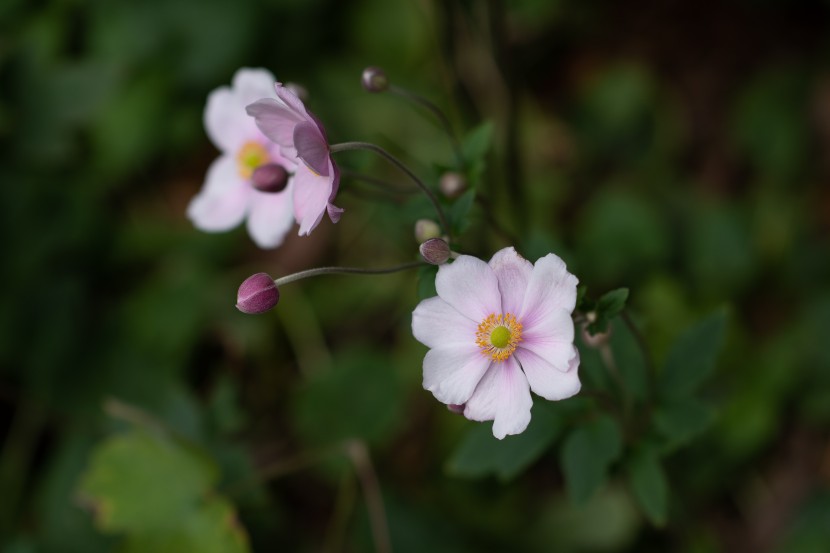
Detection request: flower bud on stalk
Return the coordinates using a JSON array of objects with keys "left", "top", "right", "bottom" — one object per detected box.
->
[
  {"left": 361, "top": 67, "right": 389, "bottom": 93},
  {"left": 439, "top": 172, "right": 467, "bottom": 199},
  {"left": 419, "top": 238, "right": 451, "bottom": 265},
  {"left": 414, "top": 219, "right": 442, "bottom": 243},
  {"left": 251, "top": 163, "right": 289, "bottom": 193},
  {"left": 236, "top": 273, "right": 279, "bottom": 314}
]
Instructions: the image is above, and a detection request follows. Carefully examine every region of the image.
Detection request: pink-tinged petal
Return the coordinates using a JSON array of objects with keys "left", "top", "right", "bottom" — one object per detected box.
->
[
  {"left": 519, "top": 253, "right": 579, "bottom": 330},
  {"left": 246, "top": 98, "right": 305, "bottom": 157},
  {"left": 489, "top": 247, "right": 533, "bottom": 315},
  {"left": 435, "top": 256, "right": 502, "bottom": 322},
  {"left": 274, "top": 82, "right": 311, "bottom": 118},
  {"left": 232, "top": 68, "right": 278, "bottom": 105},
  {"left": 326, "top": 160, "right": 343, "bottom": 223},
  {"left": 187, "top": 156, "right": 250, "bottom": 231},
  {"left": 293, "top": 164, "right": 333, "bottom": 235},
  {"left": 327, "top": 203, "right": 344, "bottom": 224},
  {"left": 245, "top": 184, "right": 295, "bottom": 249},
  {"left": 515, "top": 347, "right": 580, "bottom": 401},
  {"left": 519, "top": 308, "right": 575, "bottom": 371},
  {"left": 423, "top": 345, "right": 492, "bottom": 406},
  {"left": 412, "top": 297, "right": 477, "bottom": 349},
  {"left": 293, "top": 121, "right": 330, "bottom": 176},
  {"left": 464, "top": 357, "right": 533, "bottom": 439},
  {"left": 204, "top": 87, "right": 248, "bottom": 152}
]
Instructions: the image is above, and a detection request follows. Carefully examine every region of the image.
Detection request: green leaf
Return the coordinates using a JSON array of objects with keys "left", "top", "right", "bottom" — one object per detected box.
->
[
  {"left": 446, "top": 404, "right": 562, "bottom": 481},
  {"left": 449, "top": 189, "right": 476, "bottom": 235},
  {"left": 461, "top": 121, "right": 494, "bottom": 165},
  {"left": 653, "top": 397, "right": 715, "bottom": 453},
  {"left": 609, "top": 318, "right": 648, "bottom": 403},
  {"left": 561, "top": 415, "right": 623, "bottom": 504},
  {"left": 598, "top": 288, "right": 629, "bottom": 318},
  {"left": 417, "top": 265, "right": 438, "bottom": 300},
  {"left": 626, "top": 447, "right": 668, "bottom": 526},
  {"left": 659, "top": 309, "right": 728, "bottom": 398}
]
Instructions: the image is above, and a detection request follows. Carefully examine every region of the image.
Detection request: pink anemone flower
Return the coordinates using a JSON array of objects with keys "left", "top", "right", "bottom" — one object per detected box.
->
[
  {"left": 412, "top": 247, "right": 581, "bottom": 439},
  {"left": 246, "top": 83, "right": 343, "bottom": 236},
  {"left": 187, "top": 68, "right": 296, "bottom": 249}
]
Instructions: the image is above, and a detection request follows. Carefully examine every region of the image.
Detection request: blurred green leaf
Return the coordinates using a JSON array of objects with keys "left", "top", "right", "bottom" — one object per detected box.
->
[
  {"left": 598, "top": 288, "right": 629, "bottom": 318},
  {"left": 446, "top": 404, "right": 562, "bottom": 481},
  {"left": 610, "top": 318, "right": 648, "bottom": 403},
  {"left": 654, "top": 397, "right": 715, "bottom": 453},
  {"left": 658, "top": 309, "right": 728, "bottom": 399},
  {"left": 561, "top": 414, "right": 623, "bottom": 504},
  {"left": 449, "top": 189, "right": 476, "bottom": 236},
  {"left": 417, "top": 264, "right": 438, "bottom": 300},
  {"left": 461, "top": 121, "right": 493, "bottom": 185},
  {"left": 625, "top": 447, "right": 668, "bottom": 526}
]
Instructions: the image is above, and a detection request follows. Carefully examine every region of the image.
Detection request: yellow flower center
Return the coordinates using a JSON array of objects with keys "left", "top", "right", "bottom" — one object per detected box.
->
[
  {"left": 476, "top": 313, "right": 523, "bottom": 362},
  {"left": 236, "top": 141, "right": 270, "bottom": 179}
]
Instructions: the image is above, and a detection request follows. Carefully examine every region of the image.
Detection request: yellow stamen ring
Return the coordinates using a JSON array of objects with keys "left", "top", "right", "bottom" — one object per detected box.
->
[
  {"left": 236, "top": 141, "right": 270, "bottom": 179},
  {"left": 476, "top": 313, "right": 523, "bottom": 362}
]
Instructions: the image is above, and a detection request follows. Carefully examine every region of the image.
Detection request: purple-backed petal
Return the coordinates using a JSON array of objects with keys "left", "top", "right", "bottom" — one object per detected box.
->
[
  {"left": 412, "top": 296, "right": 477, "bottom": 349},
  {"left": 463, "top": 357, "right": 533, "bottom": 439},
  {"left": 327, "top": 203, "right": 344, "bottom": 224},
  {"left": 435, "top": 255, "right": 502, "bottom": 322},
  {"left": 489, "top": 247, "right": 533, "bottom": 316},
  {"left": 519, "top": 308, "right": 575, "bottom": 372},
  {"left": 293, "top": 121, "right": 330, "bottom": 177},
  {"left": 245, "top": 183, "right": 295, "bottom": 249},
  {"left": 326, "top": 160, "right": 342, "bottom": 223},
  {"left": 423, "top": 345, "right": 492, "bottom": 406},
  {"left": 246, "top": 98, "right": 305, "bottom": 156},
  {"left": 515, "top": 347, "right": 580, "bottom": 401},
  {"left": 519, "top": 253, "right": 578, "bottom": 330},
  {"left": 274, "top": 81, "right": 311, "bottom": 118},
  {"left": 292, "top": 164, "right": 333, "bottom": 235},
  {"left": 187, "top": 156, "right": 250, "bottom": 231}
]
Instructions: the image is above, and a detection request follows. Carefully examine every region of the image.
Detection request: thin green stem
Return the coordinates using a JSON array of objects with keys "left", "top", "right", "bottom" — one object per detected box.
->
[
  {"left": 330, "top": 141, "right": 451, "bottom": 236},
  {"left": 273, "top": 261, "right": 426, "bottom": 288},
  {"left": 388, "top": 84, "right": 463, "bottom": 165}
]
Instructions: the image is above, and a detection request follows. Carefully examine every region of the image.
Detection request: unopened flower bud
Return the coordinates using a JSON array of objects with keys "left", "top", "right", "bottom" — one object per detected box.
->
[
  {"left": 420, "top": 238, "right": 451, "bottom": 265},
  {"left": 236, "top": 273, "right": 279, "bottom": 314},
  {"left": 284, "top": 82, "right": 308, "bottom": 102},
  {"left": 447, "top": 404, "right": 465, "bottom": 415},
  {"left": 251, "top": 163, "right": 289, "bottom": 193},
  {"left": 361, "top": 66, "right": 389, "bottom": 93},
  {"left": 414, "top": 219, "right": 441, "bottom": 243},
  {"left": 439, "top": 172, "right": 467, "bottom": 199}
]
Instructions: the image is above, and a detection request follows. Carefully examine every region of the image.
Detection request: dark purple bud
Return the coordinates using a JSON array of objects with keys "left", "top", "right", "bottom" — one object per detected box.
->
[
  {"left": 251, "top": 163, "right": 289, "bottom": 193},
  {"left": 439, "top": 172, "right": 467, "bottom": 199},
  {"left": 236, "top": 273, "right": 279, "bottom": 314},
  {"left": 447, "top": 404, "right": 465, "bottom": 415},
  {"left": 361, "top": 66, "right": 389, "bottom": 93},
  {"left": 420, "top": 238, "right": 451, "bottom": 265}
]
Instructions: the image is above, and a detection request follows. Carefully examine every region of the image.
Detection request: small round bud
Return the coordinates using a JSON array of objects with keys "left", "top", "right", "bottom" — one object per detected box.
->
[
  {"left": 447, "top": 404, "right": 465, "bottom": 415},
  {"left": 236, "top": 273, "right": 279, "bottom": 314},
  {"left": 361, "top": 66, "right": 389, "bottom": 93},
  {"left": 284, "top": 82, "right": 308, "bottom": 102},
  {"left": 439, "top": 172, "right": 467, "bottom": 199},
  {"left": 420, "top": 238, "right": 451, "bottom": 265},
  {"left": 251, "top": 163, "right": 289, "bottom": 193},
  {"left": 414, "top": 219, "right": 442, "bottom": 243}
]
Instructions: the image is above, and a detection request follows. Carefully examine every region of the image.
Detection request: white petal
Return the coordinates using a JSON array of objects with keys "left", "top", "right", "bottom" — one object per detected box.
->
[
  {"left": 293, "top": 162, "right": 333, "bottom": 235},
  {"left": 245, "top": 184, "right": 295, "bottom": 249},
  {"left": 412, "top": 297, "right": 477, "bottom": 350},
  {"left": 489, "top": 247, "right": 533, "bottom": 316},
  {"left": 519, "top": 308, "right": 575, "bottom": 371},
  {"left": 519, "top": 253, "right": 578, "bottom": 330},
  {"left": 232, "top": 68, "right": 277, "bottom": 105},
  {"left": 464, "top": 357, "right": 533, "bottom": 439},
  {"left": 187, "top": 156, "right": 249, "bottom": 231},
  {"left": 204, "top": 87, "right": 247, "bottom": 152},
  {"left": 423, "top": 345, "right": 492, "bottom": 406},
  {"left": 435, "top": 256, "right": 501, "bottom": 322},
  {"left": 515, "top": 347, "right": 580, "bottom": 401}
]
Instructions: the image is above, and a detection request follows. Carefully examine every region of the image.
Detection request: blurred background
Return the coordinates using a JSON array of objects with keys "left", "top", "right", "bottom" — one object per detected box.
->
[{"left": 1, "top": 0, "right": 829, "bottom": 551}]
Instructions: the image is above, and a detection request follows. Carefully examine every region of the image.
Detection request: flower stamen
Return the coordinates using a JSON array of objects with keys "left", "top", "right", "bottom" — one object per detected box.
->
[
  {"left": 476, "top": 313, "right": 523, "bottom": 362},
  {"left": 237, "top": 141, "right": 270, "bottom": 179}
]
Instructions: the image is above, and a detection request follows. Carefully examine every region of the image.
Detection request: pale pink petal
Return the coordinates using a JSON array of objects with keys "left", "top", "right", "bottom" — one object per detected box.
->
[
  {"left": 246, "top": 98, "right": 305, "bottom": 157},
  {"left": 326, "top": 161, "right": 343, "bottom": 223},
  {"left": 435, "top": 256, "right": 502, "bottom": 322},
  {"left": 489, "top": 247, "right": 533, "bottom": 316},
  {"left": 293, "top": 121, "right": 330, "bottom": 176},
  {"left": 519, "top": 308, "right": 575, "bottom": 371},
  {"left": 464, "top": 357, "right": 533, "bottom": 439},
  {"left": 275, "top": 82, "right": 311, "bottom": 118},
  {"left": 245, "top": 184, "right": 295, "bottom": 249},
  {"left": 515, "top": 347, "right": 580, "bottom": 401},
  {"left": 412, "top": 297, "right": 477, "bottom": 349},
  {"left": 187, "top": 156, "right": 250, "bottom": 231},
  {"left": 293, "top": 164, "right": 333, "bottom": 235},
  {"left": 204, "top": 87, "right": 248, "bottom": 153},
  {"left": 519, "top": 253, "right": 579, "bottom": 330},
  {"left": 423, "top": 345, "right": 492, "bottom": 406},
  {"left": 232, "top": 68, "right": 278, "bottom": 105}
]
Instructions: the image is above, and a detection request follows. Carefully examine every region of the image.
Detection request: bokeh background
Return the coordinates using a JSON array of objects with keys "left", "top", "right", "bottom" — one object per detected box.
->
[{"left": 2, "top": 0, "right": 830, "bottom": 551}]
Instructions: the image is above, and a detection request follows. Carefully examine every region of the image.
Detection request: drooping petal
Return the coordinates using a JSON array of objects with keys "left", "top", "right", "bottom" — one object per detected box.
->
[
  {"left": 293, "top": 121, "right": 330, "bottom": 177},
  {"left": 412, "top": 297, "right": 477, "bottom": 349},
  {"left": 204, "top": 87, "right": 248, "bottom": 153},
  {"left": 519, "top": 253, "right": 579, "bottom": 330},
  {"left": 519, "top": 308, "right": 575, "bottom": 371},
  {"left": 274, "top": 82, "right": 311, "bottom": 118},
  {"left": 325, "top": 160, "right": 343, "bottom": 223},
  {"left": 245, "top": 184, "right": 295, "bottom": 249},
  {"left": 435, "top": 256, "right": 502, "bottom": 322},
  {"left": 246, "top": 98, "right": 305, "bottom": 157},
  {"left": 423, "top": 345, "right": 492, "bottom": 406},
  {"left": 515, "top": 347, "right": 580, "bottom": 401},
  {"left": 464, "top": 357, "right": 533, "bottom": 439},
  {"left": 187, "top": 156, "right": 250, "bottom": 231},
  {"left": 489, "top": 247, "right": 533, "bottom": 315},
  {"left": 292, "top": 164, "right": 333, "bottom": 235}
]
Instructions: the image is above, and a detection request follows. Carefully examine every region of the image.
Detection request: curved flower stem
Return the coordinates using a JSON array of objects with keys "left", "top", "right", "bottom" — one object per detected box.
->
[
  {"left": 345, "top": 440, "right": 392, "bottom": 553},
  {"left": 340, "top": 169, "right": 416, "bottom": 196},
  {"left": 274, "top": 261, "right": 426, "bottom": 288},
  {"left": 330, "top": 141, "right": 451, "bottom": 237},
  {"left": 388, "top": 84, "right": 463, "bottom": 165}
]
